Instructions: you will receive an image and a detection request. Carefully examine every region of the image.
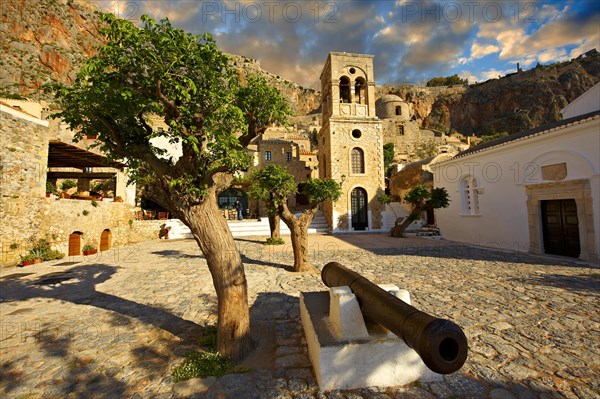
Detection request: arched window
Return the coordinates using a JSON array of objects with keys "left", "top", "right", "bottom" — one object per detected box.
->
[
  {"left": 354, "top": 77, "right": 366, "bottom": 104},
  {"left": 351, "top": 148, "right": 365, "bottom": 174},
  {"left": 460, "top": 176, "right": 480, "bottom": 215},
  {"left": 339, "top": 76, "right": 351, "bottom": 103}
]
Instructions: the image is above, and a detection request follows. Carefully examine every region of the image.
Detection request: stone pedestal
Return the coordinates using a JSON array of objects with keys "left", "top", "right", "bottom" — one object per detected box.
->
[{"left": 300, "top": 285, "right": 441, "bottom": 390}]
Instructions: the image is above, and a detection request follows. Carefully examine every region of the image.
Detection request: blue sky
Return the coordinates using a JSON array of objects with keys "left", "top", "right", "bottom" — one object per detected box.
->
[{"left": 99, "top": 1, "right": 600, "bottom": 88}]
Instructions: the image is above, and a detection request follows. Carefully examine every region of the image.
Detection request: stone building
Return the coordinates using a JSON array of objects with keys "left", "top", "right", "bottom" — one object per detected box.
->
[
  {"left": 318, "top": 52, "right": 385, "bottom": 231},
  {"left": 0, "top": 99, "right": 158, "bottom": 267}
]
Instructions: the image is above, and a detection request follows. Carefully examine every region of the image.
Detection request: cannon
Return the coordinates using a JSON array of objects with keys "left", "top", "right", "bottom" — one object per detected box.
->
[{"left": 321, "top": 261, "right": 468, "bottom": 374}]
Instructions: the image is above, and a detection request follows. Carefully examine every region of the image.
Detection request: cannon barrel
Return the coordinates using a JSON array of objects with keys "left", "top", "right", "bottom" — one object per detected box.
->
[{"left": 322, "top": 262, "right": 468, "bottom": 374}]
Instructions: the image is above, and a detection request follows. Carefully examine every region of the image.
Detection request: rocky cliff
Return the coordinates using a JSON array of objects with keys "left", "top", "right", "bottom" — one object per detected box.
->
[
  {"left": 421, "top": 52, "right": 600, "bottom": 135},
  {"left": 2, "top": 0, "right": 598, "bottom": 135}
]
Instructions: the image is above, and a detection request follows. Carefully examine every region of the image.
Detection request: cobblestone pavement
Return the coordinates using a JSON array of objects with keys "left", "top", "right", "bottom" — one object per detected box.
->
[{"left": 1, "top": 234, "right": 598, "bottom": 399}]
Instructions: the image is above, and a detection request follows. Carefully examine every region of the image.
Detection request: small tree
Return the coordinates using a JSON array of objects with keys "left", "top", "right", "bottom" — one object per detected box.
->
[
  {"left": 383, "top": 142, "right": 395, "bottom": 178},
  {"left": 389, "top": 185, "right": 449, "bottom": 237},
  {"left": 248, "top": 165, "right": 296, "bottom": 240},
  {"left": 47, "top": 13, "right": 291, "bottom": 361},
  {"left": 251, "top": 165, "right": 341, "bottom": 272}
]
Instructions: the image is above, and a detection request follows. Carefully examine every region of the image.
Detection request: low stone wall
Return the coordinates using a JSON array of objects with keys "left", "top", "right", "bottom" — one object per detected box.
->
[{"left": 0, "top": 197, "right": 164, "bottom": 267}]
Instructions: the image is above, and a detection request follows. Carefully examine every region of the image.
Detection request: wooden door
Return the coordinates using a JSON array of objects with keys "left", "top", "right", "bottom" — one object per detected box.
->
[
  {"left": 542, "top": 199, "right": 580, "bottom": 258},
  {"left": 68, "top": 232, "right": 82, "bottom": 256},
  {"left": 100, "top": 229, "right": 112, "bottom": 251}
]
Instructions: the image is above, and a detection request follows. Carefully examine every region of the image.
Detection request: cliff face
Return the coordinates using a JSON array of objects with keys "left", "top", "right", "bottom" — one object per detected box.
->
[
  {"left": 0, "top": 0, "right": 104, "bottom": 97},
  {"left": 2, "top": 0, "right": 598, "bottom": 135},
  {"left": 422, "top": 52, "right": 600, "bottom": 135}
]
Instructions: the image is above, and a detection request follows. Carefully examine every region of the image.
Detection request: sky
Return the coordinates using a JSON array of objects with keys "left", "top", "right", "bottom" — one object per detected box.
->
[{"left": 96, "top": 0, "right": 600, "bottom": 88}]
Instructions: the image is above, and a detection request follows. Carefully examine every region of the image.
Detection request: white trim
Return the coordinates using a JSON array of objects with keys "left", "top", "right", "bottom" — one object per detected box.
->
[{"left": 0, "top": 104, "right": 49, "bottom": 126}]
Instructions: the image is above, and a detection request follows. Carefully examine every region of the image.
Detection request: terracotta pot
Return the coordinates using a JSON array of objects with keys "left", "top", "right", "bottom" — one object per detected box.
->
[
  {"left": 34, "top": 258, "right": 42, "bottom": 264},
  {"left": 86, "top": 135, "right": 97, "bottom": 139},
  {"left": 20, "top": 260, "right": 35, "bottom": 267},
  {"left": 83, "top": 249, "right": 98, "bottom": 256},
  {"left": 114, "top": 198, "right": 123, "bottom": 203}
]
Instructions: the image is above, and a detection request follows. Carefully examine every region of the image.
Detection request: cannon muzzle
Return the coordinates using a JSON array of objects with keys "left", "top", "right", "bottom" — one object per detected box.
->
[{"left": 322, "top": 262, "right": 468, "bottom": 374}]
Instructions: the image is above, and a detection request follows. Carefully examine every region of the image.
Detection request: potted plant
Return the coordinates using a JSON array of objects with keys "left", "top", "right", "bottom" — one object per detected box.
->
[
  {"left": 46, "top": 182, "right": 57, "bottom": 198},
  {"left": 114, "top": 196, "right": 124, "bottom": 203},
  {"left": 19, "top": 254, "right": 36, "bottom": 267},
  {"left": 82, "top": 244, "right": 98, "bottom": 256},
  {"left": 30, "top": 249, "right": 44, "bottom": 264}
]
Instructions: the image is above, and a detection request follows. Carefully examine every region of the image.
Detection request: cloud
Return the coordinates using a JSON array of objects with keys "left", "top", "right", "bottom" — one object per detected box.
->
[{"left": 470, "top": 42, "right": 499, "bottom": 59}]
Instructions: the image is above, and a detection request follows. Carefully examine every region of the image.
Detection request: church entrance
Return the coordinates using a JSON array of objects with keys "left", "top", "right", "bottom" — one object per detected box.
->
[
  {"left": 351, "top": 187, "right": 368, "bottom": 231},
  {"left": 541, "top": 199, "right": 580, "bottom": 258}
]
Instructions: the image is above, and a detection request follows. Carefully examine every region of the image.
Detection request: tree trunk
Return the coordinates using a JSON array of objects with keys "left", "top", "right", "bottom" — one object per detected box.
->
[
  {"left": 280, "top": 205, "right": 317, "bottom": 272},
  {"left": 268, "top": 212, "right": 280, "bottom": 239},
  {"left": 391, "top": 206, "right": 424, "bottom": 238},
  {"left": 177, "top": 189, "right": 254, "bottom": 361}
]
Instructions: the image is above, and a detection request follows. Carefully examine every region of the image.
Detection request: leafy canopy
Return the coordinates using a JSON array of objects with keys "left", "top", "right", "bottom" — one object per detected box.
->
[
  {"left": 404, "top": 184, "right": 449, "bottom": 209},
  {"left": 47, "top": 13, "right": 290, "bottom": 201}
]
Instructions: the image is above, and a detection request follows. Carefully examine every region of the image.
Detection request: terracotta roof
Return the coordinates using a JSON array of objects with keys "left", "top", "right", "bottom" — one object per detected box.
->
[
  {"left": 299, "top": 149, "right": 316, "bottom": 155},
  {"left": 454, "top": 110, "right": 600, "bottom": 159}
]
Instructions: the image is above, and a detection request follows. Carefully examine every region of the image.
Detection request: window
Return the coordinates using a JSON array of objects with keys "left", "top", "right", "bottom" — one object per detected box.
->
[
  {"left": 157, "top": 127, "right": 164, "bottom": 132},
  {"left": 340, "top": 76, "right": 351, "bottom": 103},
  {"left": 398, "top": 125, "right": 404, "bottom": 136},
  {"left": 351, "top": 148, "right": 365, "bottom": 174},
  {"left": 286, "top": 152, "right": 292, "bottom": 162},
  {"left": 352, "top": 129, "right": 362, "bottom": 139},
  {"left": 265, "top": 151, "right": 271, "bottom": 161},
  {"left": 395, "top": 106, "right": 402, "bottom": 116},
  {"left": 460, "top": 176, "right": 480, "bottom": 215}
]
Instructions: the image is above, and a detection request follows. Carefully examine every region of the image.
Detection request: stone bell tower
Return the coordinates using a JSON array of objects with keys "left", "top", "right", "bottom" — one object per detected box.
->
[{"left": 318, "top": 52, "right": 385, "bottom": 232}]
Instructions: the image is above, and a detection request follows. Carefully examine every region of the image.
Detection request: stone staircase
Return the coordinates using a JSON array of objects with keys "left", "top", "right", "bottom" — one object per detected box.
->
[{"left": 164, "top": 211, "right": 329, "bottom": 239}]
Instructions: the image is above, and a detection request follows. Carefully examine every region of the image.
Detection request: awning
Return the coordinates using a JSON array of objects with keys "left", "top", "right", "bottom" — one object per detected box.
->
[{"left": 48, "top": 141, "right": 126, "bottom": 169}]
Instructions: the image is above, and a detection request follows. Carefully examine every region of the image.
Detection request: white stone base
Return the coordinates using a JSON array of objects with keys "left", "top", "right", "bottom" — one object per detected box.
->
[{"left": 300, "top": 288, "right": 442, "bottom": 390}]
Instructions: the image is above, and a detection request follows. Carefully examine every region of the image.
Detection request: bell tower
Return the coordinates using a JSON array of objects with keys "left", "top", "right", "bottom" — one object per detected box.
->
[{"left": 318, "top": 52, "right": 385, "bottom": 232}]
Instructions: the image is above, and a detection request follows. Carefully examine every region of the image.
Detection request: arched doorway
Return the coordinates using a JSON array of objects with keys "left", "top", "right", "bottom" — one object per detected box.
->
[
  {"left": 100, "top": 229, "right": 112, "bottom": 252},
  {"left": 68, "top": 232, "right": 83, "bottom": 256},
  {"left": 351, "top": 187, "right": 368, "bottom": 231}
]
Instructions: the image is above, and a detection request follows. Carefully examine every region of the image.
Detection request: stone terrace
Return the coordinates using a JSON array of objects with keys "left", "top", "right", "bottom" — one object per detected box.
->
[{"left": 0, "top": 234, "right": 598, "bottom": 399}]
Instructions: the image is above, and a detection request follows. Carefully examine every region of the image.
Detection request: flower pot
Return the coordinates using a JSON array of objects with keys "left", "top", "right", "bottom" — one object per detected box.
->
[
  {"left": 86, "top": 135, "right": 97, "bottom": 139},
  {"left": 114, "top": 198, "right": 123, "bottom": 203},
  {"left": 83, "top": 249, "right": 98, "bottom": 256},
  {"left": 20, "top": 260, "right": 35, "bottom": 267},
  {"left": 46, "top": 193, "right": 50, "bottom": 198},
  {"left": 34, "top": 258, "right": 42, "bottom": 264}
]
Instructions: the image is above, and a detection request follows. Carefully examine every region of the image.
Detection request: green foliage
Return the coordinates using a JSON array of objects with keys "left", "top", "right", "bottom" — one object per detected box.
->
[
  {"left": 264, "top": 237, "right": 285, "bottom": 245},
  {"left": 172, "top": 351, "right": 247, "bottom": 382},
  {"left": 383, "top": 143, "right": 395, "bottom": 177},
  {"left": 82, "top": 244, "right": 96, "bottom": 251},
  {"left": 60, "top": 179, "right": 77, "bottom": 191},
  {"left": 20, "top": 253, "right": 36, "bottom": 262},
  {"left": 426, "top": 74, "right": 468, "bottom": 87},
  {"left": 10, "top": 242, "right": 19, "bottom": 250},
  {"left": 404, "top": 185, "right": 449, "bottom": 210},
  {"left": 478, "top": 132, "right": 509, "bottom": 145},
  {"left": 377, "top": 194, "right": 391, "bottom": 205},
  {"left": 301, "top": 178, "right": 342, "bottom": 205},
  {"left": 46, "top": 181, "right": 57, "bottom": 194},
  {"left": 27, "top": 238, "right": 64, "bottom": 261},
  {"left": 91, "top": 200, "right": 98, "bottom": 207},
  {"left": 249, "top": 164, "right": 297, "bottom": 210},
  {"left": 82, "top": 209, "right": 89, "bottom": 216},
  {"left": 46, "top": 13, "right": 290, "bottom": 201}
]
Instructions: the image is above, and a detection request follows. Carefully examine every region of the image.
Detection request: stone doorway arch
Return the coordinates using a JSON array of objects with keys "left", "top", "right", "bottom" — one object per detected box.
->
[{"left": 68, "top": 231, "right": 83, "bottom": 256}]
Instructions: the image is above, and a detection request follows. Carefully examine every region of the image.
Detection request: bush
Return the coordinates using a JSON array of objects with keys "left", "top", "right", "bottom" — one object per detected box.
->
[
  {"left": 264, "top": 237, "right": 285, "bottom": 245},
  {"left": 82, "top": 244, "right": 96, "bottom": 251},
  {"left": 60, "top": 179, "right": 77, "bottom": 191},
  {"left": 28, "top": 238, "right": 65, "bottom": 261},
  {"left": 172, "top": 351, "right": 243, "bottom": 382}
]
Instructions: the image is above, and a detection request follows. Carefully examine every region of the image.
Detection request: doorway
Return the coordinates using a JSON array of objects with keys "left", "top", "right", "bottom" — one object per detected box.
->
[
  {"left": 351, "top": 187, "right": 368, "bottom": 231},
  {"left": 541, "top": 199, "right": 580, "bottom": 258}
]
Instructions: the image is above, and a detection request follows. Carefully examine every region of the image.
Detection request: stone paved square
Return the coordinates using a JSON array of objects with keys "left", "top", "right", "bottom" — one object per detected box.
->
[{"left": 1, "top": 234, "right": 598, "bottom": 399}]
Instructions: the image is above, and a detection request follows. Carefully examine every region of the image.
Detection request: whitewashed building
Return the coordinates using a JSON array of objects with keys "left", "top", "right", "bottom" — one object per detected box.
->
[{"left": 431, "top": 85, "right": 600, "bottom": 262}]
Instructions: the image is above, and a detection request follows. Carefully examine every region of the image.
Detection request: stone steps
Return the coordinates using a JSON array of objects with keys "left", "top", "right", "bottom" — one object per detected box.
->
[{"left": 164, "top": 212, "right": 328, "bottom": 238}]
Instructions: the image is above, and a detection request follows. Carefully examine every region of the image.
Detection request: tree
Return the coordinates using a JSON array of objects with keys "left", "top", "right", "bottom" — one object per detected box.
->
[
  {"left": 426, "top": 74, "right": 468, "bottom": 87},
  {"left": 414, "top": 140, "right": 439, "bottom": 160},
  {"left": 248, "top": 165, "right": 296, "bottom": 241},
  {"left": 47, "top": 13, "right": 291, "bottom": 361},
  {"left": 383, "top": 142, "right": 395, "bottom": 177},
  {"left": 389, "top": 185, "right": 449, "bottom": 237},
  {"left": 251, "top": 165, "right": 341, "bottom": 272}
]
